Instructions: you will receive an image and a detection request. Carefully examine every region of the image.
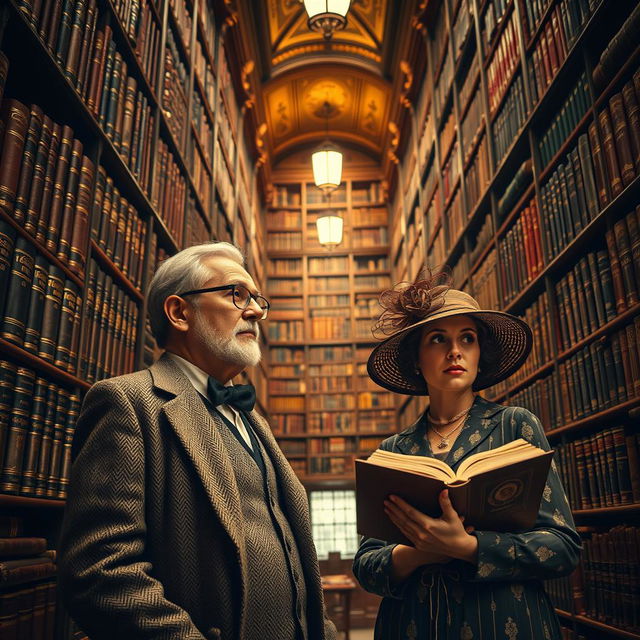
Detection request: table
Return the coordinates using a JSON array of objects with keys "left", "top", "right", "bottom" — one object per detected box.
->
[{"left": 321, "top": 574, "right": 357, "bottom": 640}]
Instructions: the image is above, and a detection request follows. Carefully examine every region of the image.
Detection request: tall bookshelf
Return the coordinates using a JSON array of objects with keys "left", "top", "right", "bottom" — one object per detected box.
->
[
  {"left": 265, "top": 153, "right": 395, "bottom": 486},
  {"left": 392, "top": 0, "right": 640, "bottom": 638},
  {"left": 0, "top": 0, "right": 265, "bottom": 635}
]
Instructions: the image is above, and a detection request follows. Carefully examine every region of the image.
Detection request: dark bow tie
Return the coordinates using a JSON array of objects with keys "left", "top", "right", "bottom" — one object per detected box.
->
[{"left": 207, "top": 377, "right": 256, "bottom": 413}]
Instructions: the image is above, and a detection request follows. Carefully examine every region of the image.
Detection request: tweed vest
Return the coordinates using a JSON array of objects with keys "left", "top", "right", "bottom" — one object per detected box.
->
[{"left": 209, "top": 405, "right": 309, "bottom": 640}]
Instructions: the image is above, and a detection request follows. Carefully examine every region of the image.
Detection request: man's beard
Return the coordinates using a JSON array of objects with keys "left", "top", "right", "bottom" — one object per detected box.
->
[{"left": 194, "top": 311, "right": 261, "bottom": 368}]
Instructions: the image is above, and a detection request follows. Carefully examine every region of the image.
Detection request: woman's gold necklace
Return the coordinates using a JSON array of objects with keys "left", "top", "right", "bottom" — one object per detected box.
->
[{"left": 427, "top": 405, "right": 473, "bottom": 449}]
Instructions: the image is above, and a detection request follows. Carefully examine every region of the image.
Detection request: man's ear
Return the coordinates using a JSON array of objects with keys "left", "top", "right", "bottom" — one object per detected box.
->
[{"left": 164, "top": 295, "right": 192, "bottom": 334}]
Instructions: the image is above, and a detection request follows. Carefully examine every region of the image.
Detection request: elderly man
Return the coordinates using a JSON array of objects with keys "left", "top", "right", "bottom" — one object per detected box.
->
[{"left": 59, "top": 242, "right": 336, "bottom": 640}]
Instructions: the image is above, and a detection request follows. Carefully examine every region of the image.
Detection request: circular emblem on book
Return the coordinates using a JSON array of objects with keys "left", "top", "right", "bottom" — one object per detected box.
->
[{"left": 487, "top": 479, "right": 523, "bottom": 507}]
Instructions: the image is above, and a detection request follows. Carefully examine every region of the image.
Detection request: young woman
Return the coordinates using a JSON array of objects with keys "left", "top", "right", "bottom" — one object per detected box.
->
[{"left": 353, "top": 271, "right": 580, "bottom": 640}]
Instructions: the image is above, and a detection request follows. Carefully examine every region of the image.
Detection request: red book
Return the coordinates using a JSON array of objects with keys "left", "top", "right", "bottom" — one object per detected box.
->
[{"left": 0, "top": 100, "right": 30, "bottom": 217}]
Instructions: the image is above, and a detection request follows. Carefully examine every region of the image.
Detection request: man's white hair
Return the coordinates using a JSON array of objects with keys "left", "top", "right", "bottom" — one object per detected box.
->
[{"left": 147, "top": 242, "right": 244, "bottom": 347}]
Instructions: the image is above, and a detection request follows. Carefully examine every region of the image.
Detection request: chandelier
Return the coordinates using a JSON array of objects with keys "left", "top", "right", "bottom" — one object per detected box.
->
[
  {"left": 303, "top": 0, "right": 351, "bottom": 40},
  {"left": 311, "top": 101, "right": 343, "bottom": 193},
  {"left": 316, "top": 213, "right": 343, "bottom": 248}
]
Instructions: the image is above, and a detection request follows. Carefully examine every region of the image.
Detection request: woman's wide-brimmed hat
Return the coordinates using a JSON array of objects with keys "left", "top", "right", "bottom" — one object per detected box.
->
[{"left": 367, "top": 289, "right": 532, "bottom": 395}]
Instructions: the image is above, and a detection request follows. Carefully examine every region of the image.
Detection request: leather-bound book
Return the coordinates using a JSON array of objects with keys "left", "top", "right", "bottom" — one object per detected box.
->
[
  {"left": 35, "top": 122, "right": 61, "bottom": 245},
  {"left": 44, "top": 0, "right": 64, "bottom": 55},
  {"left": 613, "top": 218, "right": 638, "bottom": 307},
  {"left": 356, "top": 439, "right": 554, "bottom": 542},
  {"left": 23, "top": 255, "right": 48, "bottom": 354},
  {"left": 45, "top": 388, "right": 70, "bottom": 497},
  {"left": 68, "top": 289, "right": 82, "bottom": 373},
  {"left": 596, "top": 248, "right": 618, "bottom": 323},
  {"left": 24, "top": 115, "right": 53, "bottom": 237},
  {"left": 45, "top": 124, "right": 73, "bottom": 253},
  {"left": 598, "top": 107, "right": 623, "bottom": 197},
  {"left": 0, "top": 100, "right": 30, "bottom": 217},
  {"left": 63, "top": 0, "right": 87, "bottom": 86},
  {"left": 53, "top": 280, "right": 78, "bottom": 370},
  {"left": 57, "top": 392, "right": 80, "bottom": 499},
  {"left": 54, "top": 0, "right": 75, "bottom": 65},
  {"left": 76, "top": 0, "right": 97, "bottom": 96},
  {"left": 19, "top": 376, "right": 48, "bottom": 496},
  {"left": 621, "top": 82, "right": 640, "bottom": 173},
  {"left": 1, "top": 238, "right": 35, "bottom": 346},
  {"left": 605, "top": 228, "right": 628, "bottom": 314},
  {"left": 0, "top": 52, "right": 8, "bottom": 105},
  {"left": 86, "top": 27, "right": 105, "bottom": 112},
  {"left": 0, "top": 359, "right": 17, "bottom": 466},
  {"left": 609, "top": 93, "right": 636, "bottom": 188},
  {"left": 0, "top": 367, "right": 35, "bottom": 493},
  {"left": 37, "top": 265, "right": 64, "bottom": 363},
  {"left": 34, "top": 384, "right": 57, "bottom": 497},
  {"left": 587, "top": 121, "right": 610, "bottom": 208},
  {"left": 68, "top": 154, "right": 94, "bottom": 276},
  {"left": 577, "top": 133, "right": 599, "bottom": 221},
  {"left": 0, "top": 220, "right": 16, "bottom": 313},
  {"left": 90, "top": 166, "right": 106, "bottom": 242},
  {"left": 120, "top": 76, "right": 137, "bottom": 162},
  {"left": 56, "top": 137, "right": 83, "bottom": 264},
  {"left": 13, "top": 105, "right": 44, "bottom": 225}
]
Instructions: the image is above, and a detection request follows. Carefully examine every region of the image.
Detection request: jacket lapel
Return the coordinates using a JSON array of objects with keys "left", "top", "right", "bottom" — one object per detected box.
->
[{"left": 150, "top": 355, "right": 245, "bottom": 557}]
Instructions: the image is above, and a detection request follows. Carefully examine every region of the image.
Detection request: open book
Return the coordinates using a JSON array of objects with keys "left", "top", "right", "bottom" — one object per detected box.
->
[{"left": 355, "top": 439, "right": 554, "bottom": 543}]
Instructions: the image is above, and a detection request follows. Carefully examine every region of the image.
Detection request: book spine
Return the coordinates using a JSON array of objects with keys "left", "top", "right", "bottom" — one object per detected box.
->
[
  {"left": 13, "top": 105, "right": 44, "bottom": 225},
  {"left": 0, "top": 100, "right": 31, "bottom": 218},
  {"left": 605, "top": 228, "right": 628, "bottom": 315},
  {"left": 56, "top": 137, "right": 83, "bottom": 264},
  {"left": 0, "top": 360, "right": 18, "bottom": 467},
  {"left": 587, "top": 121, "right": 610, "bottom": 209},
  {"left": 613, "top": 218, "right": 639, "bottom": 307},
  {"left": 68, "top": 154, "right": 94, "bottom": 276},
  {"left": 24, "top": 115, "right": 53, "bottom": 237},
  {"left": 19, "top": 376, "right": 48, "bottom": 496},
  {"left": 609, "top": 93, "right": 636, "bottom": 188},
  {"left": 34, "top": 384, "right": 57, "bottom": 497},
  {"left": 57, "top": 392, "right": 79, "bottom": 498},
  {"left": 22, "top": 255, "right": 48, "bottom": 354},
  {"left": 0, "top": 220, "right": 16, "bottom": 306},
  {"left": 0, "top": 238, "right": 36, "bottom": 346},
  {"left": 37, "top": 265, "right": 65, "bottom": 363},
  {"left": 598, "top": 107, "right": 623, "bottom": 198},
  {"left": 621, "top": 81, "right": 640, "bottom": 174},
  {"left": 45, "top": 388, "right": 70, "bottom": 497},
  {"left": 35, "top": 123, "right": 61, "bottom": 245},
  {"left": 53, "top": 280, "right": 78, "bottom": 370},
  {"left": 45, "top": 124, "right": 74, "bottom": 253},
  {"left": 0, "top": 367, "right": 36, "bottom": 493}
]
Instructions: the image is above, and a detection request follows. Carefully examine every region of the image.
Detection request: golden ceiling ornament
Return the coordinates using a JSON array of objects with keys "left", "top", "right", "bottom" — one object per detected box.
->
[
  {"left": 399, "top": 60, "right": 413, "bottom": 109},
  {"left": 255, "top": 122, "right": 268, "bottom": 168},
  {"left": 303, "top": 0, "right": 351, "bottom": 40},
  {"left": 387, "top": 121, "right": 400, "bottom": 165},
  {"left": 241, "top": 60, "right": 256, "bottom": 110}
]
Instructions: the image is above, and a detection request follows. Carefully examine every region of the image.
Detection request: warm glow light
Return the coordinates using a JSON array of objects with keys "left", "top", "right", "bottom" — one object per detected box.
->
[
  {"left": 312, "top": 148, "right": 343, "bottom": 192},
  {"left": 316, "top": 215, "right": 343, "bottom": 248},
  {"left": 303, "top": 0, "right": 350, "bottom": 39}
]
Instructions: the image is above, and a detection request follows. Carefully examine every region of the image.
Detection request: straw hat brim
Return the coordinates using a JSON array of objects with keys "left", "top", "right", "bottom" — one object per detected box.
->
[{"left": 367, "top": 308, "right": 533, "bottom": 395}]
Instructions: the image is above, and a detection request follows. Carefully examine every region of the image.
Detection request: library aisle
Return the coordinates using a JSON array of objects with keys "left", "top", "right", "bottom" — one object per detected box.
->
[{"left": 0, "top": 0, "right": 639, "bottom": 638}]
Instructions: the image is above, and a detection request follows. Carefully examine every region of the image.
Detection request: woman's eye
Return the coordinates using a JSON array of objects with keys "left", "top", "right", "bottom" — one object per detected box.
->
[
  {"left": 462, "top": 334, "right": 476, "bottom": 343},
  {"left": 430, "top": 335, "right": 444, "bottom": 344}
]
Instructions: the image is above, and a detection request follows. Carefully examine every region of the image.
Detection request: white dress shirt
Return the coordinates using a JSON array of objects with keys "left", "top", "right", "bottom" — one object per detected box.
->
[{"left": 166, "top": 352, "right": 253, "bottom": 450}]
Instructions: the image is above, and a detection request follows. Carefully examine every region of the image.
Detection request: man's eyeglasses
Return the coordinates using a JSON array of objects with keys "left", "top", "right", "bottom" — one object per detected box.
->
[{"left": 178, "top": 284, "right": 270, "bottom": 319}]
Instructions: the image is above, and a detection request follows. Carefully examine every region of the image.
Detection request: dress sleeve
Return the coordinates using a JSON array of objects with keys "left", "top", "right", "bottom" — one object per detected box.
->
[
  {"left": 58, "top": 380, "right": 208, "bottom": 640},
  {"left": 471, "top": 407, "right": 582, "bottom": 582}
]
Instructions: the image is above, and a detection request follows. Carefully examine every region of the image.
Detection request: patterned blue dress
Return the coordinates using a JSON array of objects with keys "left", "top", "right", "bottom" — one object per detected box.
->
[{"left": 353, "top": 396, "right": 581, "bottom": 640}]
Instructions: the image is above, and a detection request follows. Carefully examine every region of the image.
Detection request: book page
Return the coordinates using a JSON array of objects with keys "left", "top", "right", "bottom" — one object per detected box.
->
[
  {"left": 456, "top": 439, "right": 547, "bottom": 480},
  {"left": 366, "top": 450, "right": 457, "bottom": 482}
]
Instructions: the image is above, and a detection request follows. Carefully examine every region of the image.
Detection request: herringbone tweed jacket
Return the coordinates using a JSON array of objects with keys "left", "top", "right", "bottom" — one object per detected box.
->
[{"left": 58, "top": 354, "right": 336, "bottom": 640}]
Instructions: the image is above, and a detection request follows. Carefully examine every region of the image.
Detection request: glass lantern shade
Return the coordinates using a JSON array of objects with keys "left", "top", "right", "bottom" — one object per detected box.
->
[
  {"left": 311, "top": 148, "right": 343, "bottom": 192},
  {"left": 303, "top": 0, "right": 350, "bottom": 39},
  {"left": 316, "top": 215, "right": 343, "bottom": 248}
]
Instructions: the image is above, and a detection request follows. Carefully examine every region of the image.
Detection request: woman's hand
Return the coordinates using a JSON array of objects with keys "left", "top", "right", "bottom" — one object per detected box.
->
[
  {"left": 384, "top": 490, "right": 478, "bottom": 564},
  {"left": 389, "top": 544, "right": 450, "bottom": 584}
]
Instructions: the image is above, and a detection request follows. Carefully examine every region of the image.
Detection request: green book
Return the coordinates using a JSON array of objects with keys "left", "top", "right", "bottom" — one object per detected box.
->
[
  {"left": 0, "top": 220, "right": 16, "bottom": 314},
  {"left": 0, "top": 359, "right": 17, "bottom": 467},
  {"left": 53, "top": 280, "right": 78, "bottom": 370},
  {"left": 0, "top": 367, "right": 36, "bottom": 493},
  {"left": 19, "top": 377, "right": 48, "bottom": 496},
  {"left": 37, "top": 266, "right": 65, "bottom": 363},
  {"left": 1, "top": 238, "right": 36, "bottom": 346},
  {"left": 23, "top": 255, "right": 49, "bottom": 354},
  {"left": 34, "top": 384, "right": 58, "bottom": 497}
]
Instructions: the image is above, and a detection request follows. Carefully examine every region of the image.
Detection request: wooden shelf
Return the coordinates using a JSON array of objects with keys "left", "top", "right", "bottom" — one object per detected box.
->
[{"left": 0, "top": 494, "right": 65, "bottom": 509}]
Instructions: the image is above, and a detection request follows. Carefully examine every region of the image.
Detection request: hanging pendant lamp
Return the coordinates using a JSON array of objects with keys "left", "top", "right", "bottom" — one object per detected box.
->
[{"left": 303, "top": 0, "right": 351, "bottom": 40}]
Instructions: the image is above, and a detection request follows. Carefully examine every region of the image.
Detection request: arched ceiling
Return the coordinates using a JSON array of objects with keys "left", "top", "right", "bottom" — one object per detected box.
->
[{"left": 241, "top": 0, "right": 403, "bottom": 165}]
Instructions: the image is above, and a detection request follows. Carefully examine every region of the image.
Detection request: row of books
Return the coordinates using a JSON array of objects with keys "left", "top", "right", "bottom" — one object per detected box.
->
[
  {"left": 309, "top": 318, "right": 351, "bottom": 341},
  {"left": 268, "top": 278, "right": 303, "bottom": 295},
  {"left": 308, "top": 438, "right": 357, "bottom": 455},
  {"left": 443, "top": 189, "right": 464, "bottom": 252},
  {"left": 0, "top": 577, "right": 57, "bottom": 639},
  {"left": 152, "top": 138, "right": 186, "bottom": 246},
  {"left": 479, "top": 0, "right": 510, "bottom": 56},
  {"left": 538, "top": 72, "right": 589, "bottom": 168},
  {"left": 80, "top": 258, "right": 139, "bottom": 382},
  {"left": 493, "top": 73, "right": 527, "bottom": 164},
  {"left": 538, "top": 132, "right": 600, "bottom": 260},
  {"left": 352, "top": 208, "right": 387, "bottom": 226},
  {"left": 555, "top": 426, "right": 639, "bottom": 510},
  {"left": 268, "top": 258, "right": 302, "bottom": 274},
  {"left": 460, "top": 90, "right": 483, "bottom": 160},
  {"left": 486, "top": 11, "right": 519, "bottom": 117},
  {"left": 112, "top": 0, "right": 162, "bottom": 92},
  {"left": 168, "top": 0, "right": 192, "bottom": 55},
  {"left": 471, "top": 248, "right": 500, "bottom": 312},
  {"left": 189, "top": 121, "right": 212, "bottom": 214},
  {"left": 268, "top": 380, "right": 306, "bottom": 394},
  {"left": 193, "top": 39, "right": 215, "bottom": 117},
  {"left": 307, "top": 377, "right": 352, "bottom": 393},
  {"left": 308, "top": 456, "right": 352, "bottom": 475},
  {"left": 0, "top": 361, "right": 80, "bottom": 497},
  {"left": 498, "top": 198, "right": 543, "bottom": 303},
  {"left": 308, "top": 395, "right": 355, "bottom": 411},
  {"left": 352, "top": 181, "right": 383, "bottom": 204},
  {"left": 1, "top": 233, "right": 83, "bottom": 373},
  {"left": 92, "top": 165, "right": 147, "bottom": 290},
  {"left": 184, "top": 194, "right": 210, "bottom": 247},
  {"left": 469, "top": 213, "right": 494, "bottom": 268},
  {"left": 267, "top": 210, "right": 302, "bottom": 229},
  {"left": 464, "top": 135, "right": 491, "bottom": 212},
  {"left": 0, "top": 98, "right": 93, "bottom": 279},
  {"left": 527, "top": 0, "right": 593, "bottom": 107},
  {"left": 267, "top": 320, "right": 304, "bottom": 342},
  {"left": 441, "top": 141, "right": 460, "bottom": 204},
  {"left": 308, "top": 256, "right": 349, "bottom": 273},
  {"left": 266, "top": 231, "right": 303, "bottom": 251}
]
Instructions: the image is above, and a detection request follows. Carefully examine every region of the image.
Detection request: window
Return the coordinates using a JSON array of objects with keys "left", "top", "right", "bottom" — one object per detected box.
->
[{"left": 309, "top": 489, "right": 359, "bottom": 560}]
